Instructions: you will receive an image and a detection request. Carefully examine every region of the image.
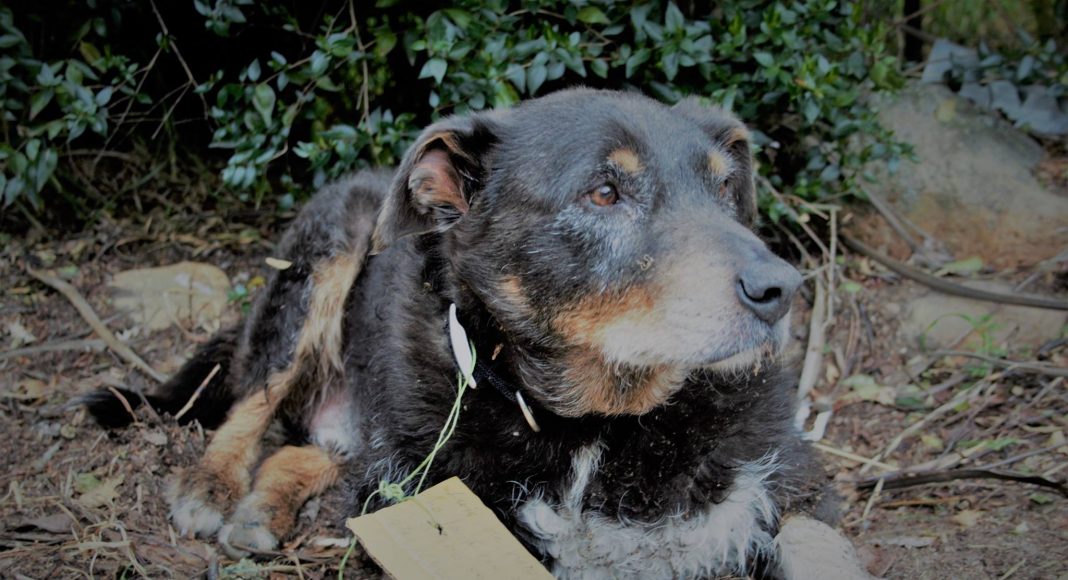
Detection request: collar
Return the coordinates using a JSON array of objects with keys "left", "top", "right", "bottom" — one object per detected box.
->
[{"left": 447, "top": 304, "right": 541, "bottom": 432}]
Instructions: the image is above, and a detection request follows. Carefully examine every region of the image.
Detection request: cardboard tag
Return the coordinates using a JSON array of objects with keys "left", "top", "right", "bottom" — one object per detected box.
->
[{"left": 346, "top": 477, "right": 552, "bottom": 580}]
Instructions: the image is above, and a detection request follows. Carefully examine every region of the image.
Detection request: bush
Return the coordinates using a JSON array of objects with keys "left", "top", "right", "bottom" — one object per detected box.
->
[{"left": 1, "top": 0, "right": 911, "bottom": 226}]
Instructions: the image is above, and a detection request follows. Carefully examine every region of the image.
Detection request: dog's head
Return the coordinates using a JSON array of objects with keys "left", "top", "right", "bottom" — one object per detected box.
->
[{"left": 373, "top": 89, "right": 801, "bottom": 417}]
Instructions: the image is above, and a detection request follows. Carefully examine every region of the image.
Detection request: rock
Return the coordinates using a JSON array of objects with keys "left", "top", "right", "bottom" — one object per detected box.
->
[
  {"left": 110, "top": 262, "right": 231, "bottom": 333},
  {"left": 898, "top": 280, "right": 1067, "bottom": 349},
  {"left": 870, "top": 83, "right": 1068, "bottom": 268}
]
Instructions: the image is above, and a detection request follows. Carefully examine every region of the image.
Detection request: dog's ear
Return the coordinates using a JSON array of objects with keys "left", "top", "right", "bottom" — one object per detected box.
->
[
  {"left": 672, "top": 98, "right": 757, "bottom": 225},
  {"left": 371, "top": 113, "right": 502, "bottom": 254}
]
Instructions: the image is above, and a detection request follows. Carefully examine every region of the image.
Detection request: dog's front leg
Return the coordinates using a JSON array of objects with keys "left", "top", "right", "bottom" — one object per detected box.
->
[
  {"left": 773, "top": 515, "right": 876, "bottom": 580},
  {"left": 167, "top": 369, "right": 295, "bottom": 536},
  {"left": 218, "top": 444, "right": 340, "bottom": 557}
]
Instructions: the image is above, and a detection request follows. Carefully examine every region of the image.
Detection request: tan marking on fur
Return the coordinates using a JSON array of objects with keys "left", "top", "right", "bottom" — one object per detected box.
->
[
  {"left": 498, "top": 275, "right": 532, "bottom": 315},
  {"left": 248, "top": 445, "right": 340, "bottom": 537},
  {"left": 707, "top": 150, "right": 730, "bottom": 176},
  {"left": 608, "top": 148, "right": 644, "bottom": 174},
  {"left": 725, "top": 126, "right": 751, "bottom": 146},
  {"left": 552, "top": 285, "right": 659, "bottom": 343},
  {"left": 303, "top": 252, "right": 362, "bottom": 373},
  {"left": 195, "top": 365, "right": 299, "bottom": 503},
  {"left": 561, "top": 349, "right": 685, "bottom": 416},
  {"left": 185, "top": 251, "right": 363, "bottom": 513}
]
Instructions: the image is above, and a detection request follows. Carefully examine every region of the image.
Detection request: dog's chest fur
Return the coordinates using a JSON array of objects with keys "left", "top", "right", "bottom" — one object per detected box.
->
[{"left": 517, "top": 444, "right": 780, "bottom": 579}]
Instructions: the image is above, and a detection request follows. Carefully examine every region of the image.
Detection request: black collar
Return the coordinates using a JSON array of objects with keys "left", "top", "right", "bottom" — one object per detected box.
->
[
  {"left": 473, "top": 357, "right": 520, "bottom": 403},
  {"left": 446, "top": 304, "right": 542, "bottom": 431}
]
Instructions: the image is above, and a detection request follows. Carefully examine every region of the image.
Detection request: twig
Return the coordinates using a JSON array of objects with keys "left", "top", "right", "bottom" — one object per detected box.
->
[
  {"left": 931, "top": 351, "right": 1068, "bottom": 378},
  {"left": 0, "top": 339, "right": 106, "bottom": 361},
  {"left": 106, "top": 387, "right": 139, "bottom": 425},
  {"left": 148, "top": 0, "right": 208, "bottom": 115},
  {"left": 976, "top": 439, "right": 1068, "bottom": 471},
  {"left": 812, "top": 442, "right": 896, "bottom": 472},
  {"left": 173, "top": 364, "right": 221, "bottom": 421},
  {"left": 842, "top": 235, "right": 1068, "bottom": 311},
  {"left": 857, "top": 469, "right": 1068, "bottom": 498},
  {"left": 860, "top": 477, "right": 884, "bottom": 526},
  {"left": 797, "top": 277, "right": 827, "bottom": 404},
  {"left": 759, "top": 176, "right": 830, "bottom": 257},
  {"left": 26, "top": 268, "right": 166, "bottom": 382},
  {"left": 998, "top": 559, "right": 1026, "bottom": 580}
]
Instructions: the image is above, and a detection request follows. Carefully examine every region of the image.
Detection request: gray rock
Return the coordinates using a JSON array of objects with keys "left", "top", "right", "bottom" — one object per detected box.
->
[
  {"left": 869, "top": 83, "right": 1068, "bottom": 268},
  {"left": 898, "top": 280, "right": 1067, "bottom": 349}
]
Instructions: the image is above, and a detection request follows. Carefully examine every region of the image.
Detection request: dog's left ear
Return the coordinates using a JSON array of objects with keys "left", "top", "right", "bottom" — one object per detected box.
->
[
  {"left": 371, "top": 113, "right": 502, "bottom": 254},
  {"left": 672, "top": 98, "right": 757, "bottom": 225}
]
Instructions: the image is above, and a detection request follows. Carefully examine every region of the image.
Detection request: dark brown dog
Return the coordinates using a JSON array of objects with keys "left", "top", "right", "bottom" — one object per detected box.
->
[{"left": 87, "top": 89, "right": 872, "bottom": 578}]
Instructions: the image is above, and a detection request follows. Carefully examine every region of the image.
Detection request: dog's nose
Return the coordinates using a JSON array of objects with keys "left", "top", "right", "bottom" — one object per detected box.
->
[{"left": 736, "top": 261, "right": 802, "bottom": 324}]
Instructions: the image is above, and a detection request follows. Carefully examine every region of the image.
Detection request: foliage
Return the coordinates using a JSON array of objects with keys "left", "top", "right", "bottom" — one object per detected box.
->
[
  {"left": 950, "top": 34, "right": 1067, "bottom": 97},
  {"left": 0, "top": 7, "right": 142, "bottom": 210},
  {"left": 1, "top": 0, "right": 914, "bottom": 226}
]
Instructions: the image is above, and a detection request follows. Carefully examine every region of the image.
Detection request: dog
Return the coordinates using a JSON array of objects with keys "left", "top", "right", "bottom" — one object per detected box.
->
[{"left": 86, "top": 88, "right": 872, "bottom": 579}]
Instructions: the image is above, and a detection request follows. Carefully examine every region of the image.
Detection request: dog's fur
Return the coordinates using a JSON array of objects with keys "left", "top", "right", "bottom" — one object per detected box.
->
[{"left": 86, "top": 89, "right": 872, "bottom": 579}]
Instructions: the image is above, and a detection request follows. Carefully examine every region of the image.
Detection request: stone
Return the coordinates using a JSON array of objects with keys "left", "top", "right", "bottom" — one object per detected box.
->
[
  {"left": 898, "top": 280, "right": 1067, "bottom": 350},
  {"left": 110, "top": 261, "right": 231, "bottom": 333},
  {"left": 870, "top": 83, "right": 1068, "bottom": 268}
]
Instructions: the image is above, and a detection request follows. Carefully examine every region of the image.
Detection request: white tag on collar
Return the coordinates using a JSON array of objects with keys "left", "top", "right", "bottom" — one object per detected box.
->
[{"left": 448, "top": 303, "right": 477, "bottom": 389}]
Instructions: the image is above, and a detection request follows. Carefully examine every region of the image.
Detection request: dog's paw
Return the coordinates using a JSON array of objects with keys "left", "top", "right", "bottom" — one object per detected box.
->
[
  {"left": 166, "top": 468, "right": 245, "bottom": 537},
  {"left": 218, "top": 494, "right": 281, "bottom": 559}
]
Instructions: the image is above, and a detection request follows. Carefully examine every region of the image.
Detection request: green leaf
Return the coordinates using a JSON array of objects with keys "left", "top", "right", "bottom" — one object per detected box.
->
[
  {"left": 625, "top": 48, "right": 651, "bottom": 78},
  {"left": 252, "top": 84, "right": 275, "bottom": 126},
  {"left": 526, "top": 63, "right": 547, "bottom": 95},
  {"left": 419, "top": 58, "right": 447, "bottom": 84},
  {"left": 664, "top": 2, "right": 685, "bottom": 33},
  {"left": 754, "top": 52, "right": 775, "bottom": 67},
  {"left": 504, "top": 63, "right": 525, "bottom": 93},
  {"left": 247, "top": 59, "right": 261, "bottom": 82},
  {"left": 577, "top": 7, "right": 609, "bottom": 25},
  {"left": 442, "top": 9, "right": 472, "bottom": 29},
  {"left": 25, "top": 139, "right": 40, "bottom": 162},
  {"left": 95, "top": 86, "right": 113, "bottom": 107},
  {"left": 375, "top": 29, "right": 397, "bottom": 58},
  {"left": 79, "top": 42, "right": 102, "bottom": 66},
  {"left": 492, "top": 80, "right": 519, "bottom": 109},
  {"left": 934, "top": 256, "right": 983, "bottom": 277},
  {"left": 29, "top": 89, "right": 54, "bottom": 120},
  {"left": 590, "top": 59, "right": 608, "bottom": 79},
  {"left": 0, "top": 34, "right": 21, "bottom": 49}
]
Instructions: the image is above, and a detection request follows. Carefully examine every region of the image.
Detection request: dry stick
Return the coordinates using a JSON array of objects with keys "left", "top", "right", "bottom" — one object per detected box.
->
[
  {"left": 797, "top": 277, "right": 827, "bottom": 404},
  {"left": 977, "top": 439, "right": 1068, "bottom": 472},
  {"left": 0, "top": 339, "right": 106, "bottom": 360},
  {"left": 931, "top": 350, "right": 1068, "bottom": 379},
  {"left": 857, "top": 469, "right": 1068, "bottom": 498},
  {"left": 998, "top": 560, "right": 1026, "bottom": 580},
  {"left": 106, "top": 387, "right": 139, "bottom": 425},
  {"left": 812, "top": 442, "right": 897, "bottom": 472},
  {"left": 173, "top": 364, "right": 221, "bottom": 422},
  {"left": 841, "top": 235, "right": 1068, "bottom": 311},
  {"left": 148, "top": 0, "right": 208, "bottom": 115},
  {"left": 27, "top": 268, "right": 166, "bottom": 383}
]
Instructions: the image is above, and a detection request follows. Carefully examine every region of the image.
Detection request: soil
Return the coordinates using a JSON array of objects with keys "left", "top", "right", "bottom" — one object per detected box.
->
[{"left": 1, "top": 203, "right": 1066, "bottom": 579}]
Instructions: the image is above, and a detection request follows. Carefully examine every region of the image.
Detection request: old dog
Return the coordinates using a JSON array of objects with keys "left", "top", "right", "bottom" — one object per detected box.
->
[{"left": 87, "top": 89, "right": 871, "bottom": 579}]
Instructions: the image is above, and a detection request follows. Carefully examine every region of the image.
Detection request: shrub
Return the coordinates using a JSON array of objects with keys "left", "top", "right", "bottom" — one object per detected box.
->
[{"left": 1, "top": 1, "right": 911, "bottom": 226}]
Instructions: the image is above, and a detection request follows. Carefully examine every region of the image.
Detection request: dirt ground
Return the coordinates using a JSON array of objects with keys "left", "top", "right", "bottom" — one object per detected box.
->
[{"left": 1, "top": 186, "right": 1066, "bottom": 578}]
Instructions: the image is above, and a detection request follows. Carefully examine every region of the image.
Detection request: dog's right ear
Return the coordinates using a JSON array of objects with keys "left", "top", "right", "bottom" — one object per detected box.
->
[{"left": 371, "top": 113, "right": 502, "bottom": 254}]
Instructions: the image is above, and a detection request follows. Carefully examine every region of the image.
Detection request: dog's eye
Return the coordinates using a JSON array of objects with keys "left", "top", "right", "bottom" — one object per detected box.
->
[{"left": 589, "top": 184, "right": 620, "bottom": 207}]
